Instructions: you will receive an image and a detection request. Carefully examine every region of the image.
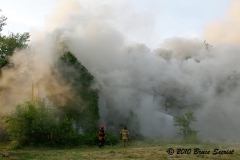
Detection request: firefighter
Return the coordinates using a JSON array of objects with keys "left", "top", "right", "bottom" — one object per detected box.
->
[
  {"left": 120, "top": 126, "right": 130, "bottom": 147},
  {"left": 98, "top": 125, "right": 106, "bottom": 148}
]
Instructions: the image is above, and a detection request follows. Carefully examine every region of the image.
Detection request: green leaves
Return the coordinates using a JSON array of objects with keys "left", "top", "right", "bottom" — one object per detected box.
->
[
  {"left": 0, "top": 11, "right": 30, "bottom": 70},
  {"left": 2, "top": 100, "right": 56, "bottom": 146},
  {"left": 2, "top": 100, "right": 84, "bottom": 147},
  {"left": 0, "top": 32, "right": 30, "bottom": 56},
  {"left": 0, "top": 10, "right": 7, "bottom": 32},
  {"left": 58, "top": 52, "right": 99, "bottom": 132},
  {"left": 175, "top": 110, "right": 197, "bottom": 128},
  {"left": 174, "top": 110, "right": 198, "bottom": 143}
]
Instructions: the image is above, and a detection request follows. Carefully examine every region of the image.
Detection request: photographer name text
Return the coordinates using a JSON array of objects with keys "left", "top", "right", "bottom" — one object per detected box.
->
[{"left": 167, "top": 148, "right": 234, "bottom": 155}]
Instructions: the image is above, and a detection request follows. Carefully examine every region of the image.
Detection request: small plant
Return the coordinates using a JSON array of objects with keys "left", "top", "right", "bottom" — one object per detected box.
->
[{"left": 174, "top": 109, "right": 199, "bottom": 143}]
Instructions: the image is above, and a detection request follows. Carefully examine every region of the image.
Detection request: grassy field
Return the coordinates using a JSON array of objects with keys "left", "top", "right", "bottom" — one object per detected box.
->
[{"left": 0, "top": 141, "right": 240, "bottom": 160}]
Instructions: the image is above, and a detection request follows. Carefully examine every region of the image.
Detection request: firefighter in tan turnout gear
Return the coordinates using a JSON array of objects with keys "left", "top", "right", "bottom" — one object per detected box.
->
[{"left": 120, "top": 126, "right": 130, "bottom": 147}]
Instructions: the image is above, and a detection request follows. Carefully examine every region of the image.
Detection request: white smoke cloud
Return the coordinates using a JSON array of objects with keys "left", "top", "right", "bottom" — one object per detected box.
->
[{"left": 204, "top": 0, "right": 240, "bottom": 46}]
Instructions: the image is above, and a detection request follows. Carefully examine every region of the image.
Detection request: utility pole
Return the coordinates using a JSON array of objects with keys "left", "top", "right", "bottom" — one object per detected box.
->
[{"left": 32, "top": 80, "right": 34, "bottom": 101}]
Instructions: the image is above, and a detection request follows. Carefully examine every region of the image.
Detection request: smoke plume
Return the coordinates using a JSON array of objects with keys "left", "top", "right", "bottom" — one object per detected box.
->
[
  {"left": 204, "top": 0, "right": 240, "bottom": 46},
  {"left": 1, "top": 0, "right": 240, "bottom": 142}
]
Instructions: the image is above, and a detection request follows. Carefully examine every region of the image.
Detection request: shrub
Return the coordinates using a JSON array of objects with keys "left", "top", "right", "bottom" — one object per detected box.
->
[
  {"left": 2, "top": 100, "right": 56, "bottom": 147},
  {"left": 51, "top": 116, "right": 78, "bottom": 146},
  {"left": 105, "top": 132, "right": 120, "bottom": 146},
  {"left": 174, "top": 109, "right": 199, "bottom": 143},
  {"left": 81, "top": 132, "right": 98, "bottom": 146},
  {"left": 2, "top": 99, "right": 119, "bottom": 147},
  {"left": 0, "top": 125, "right": 9, "bottom": 142}
]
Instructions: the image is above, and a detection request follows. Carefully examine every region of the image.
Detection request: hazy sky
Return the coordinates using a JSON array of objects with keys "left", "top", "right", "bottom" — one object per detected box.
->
[{"left": 0, "top": 0, "right": 231, "bottom": 48}]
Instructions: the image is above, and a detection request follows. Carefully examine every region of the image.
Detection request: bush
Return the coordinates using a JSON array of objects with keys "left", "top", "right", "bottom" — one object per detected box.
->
[
  {"left": 0, "top": 126, "right": 9, "bottom": 142},
  {"left": 6, "top": 140, "right": 22, "bottom": 149},
  {"left": 2, "top": 100, "right": 119, "bottom": 148},
  {"left": 174, "top": 109, "right": 199, "bottom": 143},
  {"left": 2, "top": 100, "right": 80, "bottom": 147},
  {"left": 81, "top": 132, "right": 98, "bottom": 146},
  {"left": 2, "top": 100, "right": 56, "bottom": 147},
  {"left": 105, "top": 132, "right": 120, "bottom": 146},
  {"left": 50, "top": 116, "right": 78, "bottom": 146}
]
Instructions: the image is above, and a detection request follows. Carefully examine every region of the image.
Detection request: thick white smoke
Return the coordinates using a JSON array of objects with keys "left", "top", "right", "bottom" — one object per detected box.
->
[
  {"left": 1, "top": 0, "right": 240, "bottom": 142},
  {"left": 204, "top": 0, "right": 240, "bottom": 46}
]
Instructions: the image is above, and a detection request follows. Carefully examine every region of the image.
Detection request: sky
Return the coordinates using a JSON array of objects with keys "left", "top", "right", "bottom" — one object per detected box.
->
[{"left": 0, "top": 0, "right": 231, "bottom": 49}]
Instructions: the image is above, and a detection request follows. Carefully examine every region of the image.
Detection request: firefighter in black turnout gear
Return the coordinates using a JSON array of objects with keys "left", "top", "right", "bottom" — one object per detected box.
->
[{"left": 98, "top": 125, "right": 106, "bottom": 148}]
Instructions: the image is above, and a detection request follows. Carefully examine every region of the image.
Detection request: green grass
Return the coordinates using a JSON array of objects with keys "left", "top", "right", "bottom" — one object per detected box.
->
[{"left": 0, "top": 140, "right": 240, "bottom": 160}]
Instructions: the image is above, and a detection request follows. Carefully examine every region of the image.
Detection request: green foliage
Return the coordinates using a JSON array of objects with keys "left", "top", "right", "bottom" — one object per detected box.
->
[
  {"left": 0, "top": 11, "right": 30, "bottom": 70},
  {"left": 51, "top": 116, "right": 76, "bottom": 146},
  {"left": 80, "top": 132, "right": 98, "bottom": 146},
  {"left": 2, "top": 98, "right": 117, "bottom": 148},
  {"left": 2, "top": 100, "right": 56, "bottom": 147},
  {"left": 5, "top": 140, "right": 21, "bottom": 149},
  {"left": 57, "top": 52, "right": 99, "bottom": 132},
  {"left": 174, "top": 109, "right": 199, "bottom": 143},
  {"left": 0, "top": 32, "right": 30, "bottom": 69},
  {"left": 105, "top": 132, "right": 120, "bottom": 145},
  {"left": 0, "top": 10, "right": 7, "bottom": 32},
  {"left": 0, "top": 120, "right": 8, "bottom": 142}
]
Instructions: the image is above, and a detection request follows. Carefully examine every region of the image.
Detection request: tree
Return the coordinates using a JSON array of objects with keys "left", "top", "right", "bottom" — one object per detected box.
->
[
  {"left": 0, "top": 10, "right": 7, "bottom": 32},
  {"left": 174, "top": 109, "right": 198, "bottom": 143},
  {"left": 47, "top": 52, "right": 99, "bottom": 132},
  {"left": 2, "top": 100, "right": 57, "bottom": 146},
  {"left": 0, "top": 10, "right": 30, "bottom": 70}
]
